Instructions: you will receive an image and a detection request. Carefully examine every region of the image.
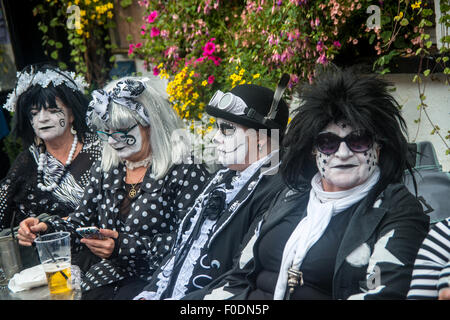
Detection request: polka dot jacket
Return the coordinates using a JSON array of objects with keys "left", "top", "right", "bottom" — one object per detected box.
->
[
  {"left": 45, "top": 158, "right": 211, "bottom": 291},
  {"left": 0, "top": 133, "right": 102, "bottom": 231}
]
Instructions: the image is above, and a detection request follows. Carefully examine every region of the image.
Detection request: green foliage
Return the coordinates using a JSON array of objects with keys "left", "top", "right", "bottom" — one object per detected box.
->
[
  {"left": 33, "top": 0, "right": 116, "bottom": 88},
  {"left": 130, "top": 0, "right": 449, "bottom": 153}
]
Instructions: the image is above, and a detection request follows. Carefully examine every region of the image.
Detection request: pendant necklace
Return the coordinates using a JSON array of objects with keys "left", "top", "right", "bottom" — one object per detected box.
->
[{"left": 127, "top": 170, "right": 147, "bottom": 199}]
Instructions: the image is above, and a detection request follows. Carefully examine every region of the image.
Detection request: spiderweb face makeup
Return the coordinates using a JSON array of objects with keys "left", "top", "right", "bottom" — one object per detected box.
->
[{"left": 315, "top": 121, "right": 379, "bottom": 192}]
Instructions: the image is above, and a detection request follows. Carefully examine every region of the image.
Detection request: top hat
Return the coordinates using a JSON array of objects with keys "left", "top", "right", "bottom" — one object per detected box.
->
[{"left": 205, "top": 83, "right": 289, "bottom": 135}]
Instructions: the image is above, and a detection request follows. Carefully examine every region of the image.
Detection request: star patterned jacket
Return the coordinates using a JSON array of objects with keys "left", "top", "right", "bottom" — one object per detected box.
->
[
  {"left": 44, "top": 158, "right": 210, "bottom": 292},
  {"left": 186, "top": 183, "right": 430, "bottom": 300},
  {"left": 0, "top": 133, "right": 102, "bottom": 231}
]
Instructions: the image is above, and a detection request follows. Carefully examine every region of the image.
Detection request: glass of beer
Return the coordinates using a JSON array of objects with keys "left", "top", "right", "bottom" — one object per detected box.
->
[{"left": 34, "top": 232, "right": 72, "bottom": 296}]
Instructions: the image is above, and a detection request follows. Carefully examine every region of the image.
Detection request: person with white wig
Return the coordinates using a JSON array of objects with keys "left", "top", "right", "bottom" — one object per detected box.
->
[{"left": 17, "top": 76, "right": 211, "bottom": 299}]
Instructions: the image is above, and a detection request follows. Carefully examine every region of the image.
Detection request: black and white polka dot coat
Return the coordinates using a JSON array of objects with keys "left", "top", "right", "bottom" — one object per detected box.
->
[{"left": 45, "top": 159, "right": 211, "bottom": 291}]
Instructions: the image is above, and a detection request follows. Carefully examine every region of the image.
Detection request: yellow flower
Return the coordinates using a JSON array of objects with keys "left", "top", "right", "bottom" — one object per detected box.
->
[
  {"left": 192, "top": 93, "right": 199, "bottom": 100},
  {"left": 394, "top": 11, "right": 404, "bottom": 22},
  {"left": 85, "top": 31, "right": 90, "bottom": 38},
  {"left": 80, "top": 10, "right": 86, "bottom": 17},
  {"left": 411, "top": 1, "right": 421, "bottom": 9},
  {"left": 209, "top": 118, "right": 216, "bottom": 124},
  {"left": 201, "top": 80, "right": 208, "bottom": 86},
  {"left": 253, "top": 73, "right": 260, "bottom": 79},
  {"left": 107, "top": 11, "right": 113, "bottom": 19},
  {"left": 85, "top": 0, "right": 91, "bottom": 5}
]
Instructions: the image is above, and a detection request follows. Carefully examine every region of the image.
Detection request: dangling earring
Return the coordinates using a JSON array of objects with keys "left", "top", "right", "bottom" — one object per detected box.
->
[
  {"left": 34, "top": 136, "right": 42, "bottom": 146},
  {"left": 70, "top": 126, "right": 77, "bottom": 135}
]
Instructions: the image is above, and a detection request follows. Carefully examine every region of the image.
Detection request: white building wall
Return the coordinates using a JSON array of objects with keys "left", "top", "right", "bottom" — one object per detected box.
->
[{"left": 383, "top": 73, "right": 449, "bottom": 172}]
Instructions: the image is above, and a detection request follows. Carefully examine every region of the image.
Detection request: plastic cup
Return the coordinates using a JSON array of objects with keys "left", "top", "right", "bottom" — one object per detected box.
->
[
  {"left": 0, "top": 235, "right": 22, "bottom": 286},
  {"left": 34, "top": 232, "right": 72, "bottom": 295}
]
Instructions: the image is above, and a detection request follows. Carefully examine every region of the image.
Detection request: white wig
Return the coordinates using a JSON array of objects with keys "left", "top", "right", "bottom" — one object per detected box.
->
[{"left": 90, "top": 76, "right": 190, "bottom": 179}]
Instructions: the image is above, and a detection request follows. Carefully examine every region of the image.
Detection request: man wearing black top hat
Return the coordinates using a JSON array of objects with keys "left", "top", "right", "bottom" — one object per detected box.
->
[{"left": 134, "top": 78, "right": 290, "bottom": 300}]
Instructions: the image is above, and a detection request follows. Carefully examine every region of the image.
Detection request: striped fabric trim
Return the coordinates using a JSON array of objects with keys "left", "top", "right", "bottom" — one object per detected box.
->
[{"left": 407, "top": 218, "right": 450, "bottom": 300}]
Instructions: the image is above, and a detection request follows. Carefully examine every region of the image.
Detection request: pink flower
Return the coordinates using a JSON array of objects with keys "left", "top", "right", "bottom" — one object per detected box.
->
[
  {"left": 140, "top": 25, "right": 146, "bottom": 35},
  {"left": 208, "top": 56, "right": 222, "bottom": 66},
  {"left": 128, "top": 44, "right": 135, "bottom": 55},
  {"left": 160, "top": 30, "right": 169, "bottom": 38},
  {"left": 316, "top": 41, "right": 324, "bottom": 52},
  {"left": 150, "top": 27, "right": 160, "bottom": 37},
  {"left": 135, "top": 42, "right": 142, "bottom": 49},
  {"left": 138, "top": 0, "right": 149, "bottom": 7},
  {"left": 147, "top": 10, "right": 158, "bottom": 24},
  {"left": 207, "top": 75, "right": 215, "bottom": 84},
  {"left": 153, "top": 66, "right": 160, "bottom": 76},
  {"left": 333, "top": 41, "right": 341, "bottom": 48},
  {"left": 317, "top": 53, "right": 327, "bottom": 64},
  {"left": 196, "top": 56, "right": 206, "bottom": 63},
  {"left": 203, "top": 41, "right": 216, "bottom": 56}
]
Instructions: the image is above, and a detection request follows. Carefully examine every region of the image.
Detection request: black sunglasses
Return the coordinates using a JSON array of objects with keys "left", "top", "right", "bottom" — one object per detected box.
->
[
  {"left": 216, "top": 121, "right": 236, "bottom": 136},
  {"left": 315, "top": 131, "right": 374, "bottom": 155}
]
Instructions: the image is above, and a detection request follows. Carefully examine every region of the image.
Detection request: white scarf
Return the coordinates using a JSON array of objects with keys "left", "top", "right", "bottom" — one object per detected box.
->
[{"left": 273, "top": 167, "right": 380, "bottom": 300}]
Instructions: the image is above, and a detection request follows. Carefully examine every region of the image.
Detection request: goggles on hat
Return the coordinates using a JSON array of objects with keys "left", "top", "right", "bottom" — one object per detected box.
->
[
  {"left": 208, "top": 90, "right": 247, "bottom": 116},
  {"left": 207, "top": 74, "right": 290, "bottom": 130}
]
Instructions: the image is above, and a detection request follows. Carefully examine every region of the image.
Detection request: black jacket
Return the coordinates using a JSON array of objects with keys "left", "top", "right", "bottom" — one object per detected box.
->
[
  {"left": 135, "top": 164, "right": 287, "bottom": 300},
  {"left": 186, "top": 182, "right": 430, "bottom": 300}
]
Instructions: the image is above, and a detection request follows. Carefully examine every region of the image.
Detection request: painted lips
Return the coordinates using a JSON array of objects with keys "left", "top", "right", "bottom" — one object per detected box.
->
[
  {"left": 39, "top": 126, "right": 54, "bottom": 130},
  {"left": 217, "top": 143, "right": 245, "bottom": 154},
  {"left": 332, "top": 164, "right": 358, "bottom": 169}
]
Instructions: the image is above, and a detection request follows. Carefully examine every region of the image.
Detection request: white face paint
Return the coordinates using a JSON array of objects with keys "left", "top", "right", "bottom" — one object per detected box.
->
[
  {"left": 315, "top": 121, "right": 379, "bottom": 192},
  {"left": 107, "top": 124, "right": 144, "bottom": 160},
  {"left": 30, "top": 100, "right": 71, "bottom": 142},
  {"left": 213, "top": 119, "right": 248, "bottom": 166}
]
